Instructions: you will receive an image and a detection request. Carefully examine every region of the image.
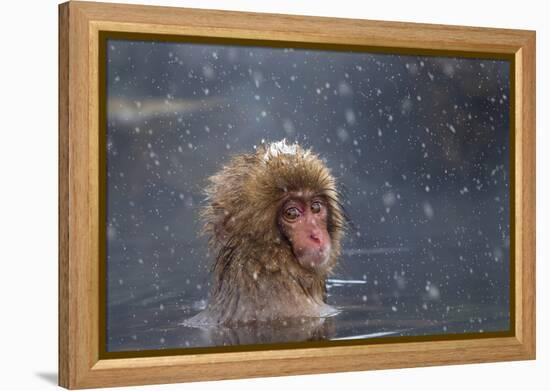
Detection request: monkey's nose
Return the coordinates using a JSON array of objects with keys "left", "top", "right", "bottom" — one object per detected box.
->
[{"left": 309, "top": 233, "right": 321, "bottom": 244}]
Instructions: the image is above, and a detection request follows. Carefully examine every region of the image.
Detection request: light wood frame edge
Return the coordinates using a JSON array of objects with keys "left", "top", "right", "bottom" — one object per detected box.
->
[{"left": 58, "top": 1, "right": 536, "bottom": 389}]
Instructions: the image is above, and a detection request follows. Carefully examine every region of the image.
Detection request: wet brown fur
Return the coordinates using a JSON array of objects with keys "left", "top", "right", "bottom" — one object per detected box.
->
[{"left": 186, "top": 141, "right": 346, "bottom": 326}]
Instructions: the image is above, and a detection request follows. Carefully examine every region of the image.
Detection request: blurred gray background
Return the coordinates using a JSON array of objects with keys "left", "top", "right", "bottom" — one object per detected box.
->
[{"left": 105, "top": 39, "right": 510, "bottom": 351}]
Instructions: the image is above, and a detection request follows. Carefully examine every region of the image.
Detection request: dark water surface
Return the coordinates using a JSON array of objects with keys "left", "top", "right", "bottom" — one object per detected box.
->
[
  {"left": 107, "top": 246, "right": 510, "bottom": 352},
  {"left": 104, "top": 39, "right": 511, "bottom": 352}
]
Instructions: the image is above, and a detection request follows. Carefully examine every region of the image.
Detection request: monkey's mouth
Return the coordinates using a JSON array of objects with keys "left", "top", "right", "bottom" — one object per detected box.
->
[{"left": 296, "top": 244, "right": 332, "bottom": 271}]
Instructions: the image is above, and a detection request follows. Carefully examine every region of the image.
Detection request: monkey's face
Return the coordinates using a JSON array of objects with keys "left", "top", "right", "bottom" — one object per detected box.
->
[{"left": 278, "top": 192, "right": 332, "bottom": 273}]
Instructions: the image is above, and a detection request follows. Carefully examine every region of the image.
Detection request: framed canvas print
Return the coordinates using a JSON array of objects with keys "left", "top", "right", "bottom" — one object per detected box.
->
[{"left": 58, "top": 1, "right": 536, "bottom": 389}]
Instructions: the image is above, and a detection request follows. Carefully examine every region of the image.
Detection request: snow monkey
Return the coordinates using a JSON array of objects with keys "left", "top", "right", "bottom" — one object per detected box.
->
[{"left": 186, "top": 140, "right": 347, "bottom": 326}]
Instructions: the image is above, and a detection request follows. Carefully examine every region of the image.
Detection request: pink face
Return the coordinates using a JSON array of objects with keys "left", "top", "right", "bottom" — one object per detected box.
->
[{"left": 278, "top": 193, "right": 332, "bottom": 272}]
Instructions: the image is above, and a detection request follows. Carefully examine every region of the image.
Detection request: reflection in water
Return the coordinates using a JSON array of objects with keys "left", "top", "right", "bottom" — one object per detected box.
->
[{"left": 187, "top": 317, "right": 335, "bottom": 346}]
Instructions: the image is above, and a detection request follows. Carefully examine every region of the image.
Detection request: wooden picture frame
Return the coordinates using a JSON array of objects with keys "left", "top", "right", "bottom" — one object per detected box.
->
[{"left": 58, "top": 1, "right": 536, "bottom": 388}]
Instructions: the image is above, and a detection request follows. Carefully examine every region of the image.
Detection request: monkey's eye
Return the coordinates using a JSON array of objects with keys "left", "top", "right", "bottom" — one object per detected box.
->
[
  {"left": 311, "top": 201, "right": 322, "bottom": 214},
  {"left": 284, "top": 207, "right": 301, "bottom": 221}
]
